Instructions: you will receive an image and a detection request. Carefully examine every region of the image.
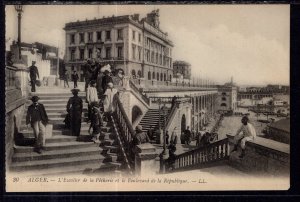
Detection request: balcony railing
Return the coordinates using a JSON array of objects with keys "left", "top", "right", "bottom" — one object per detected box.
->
[{"left": 131, "top": 78, "right": 217, "bottom": 92}]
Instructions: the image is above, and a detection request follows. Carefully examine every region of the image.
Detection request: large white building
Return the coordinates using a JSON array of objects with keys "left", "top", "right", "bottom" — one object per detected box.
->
[{"left": 64, "top": 9, "right": 174, "bottom": 82}]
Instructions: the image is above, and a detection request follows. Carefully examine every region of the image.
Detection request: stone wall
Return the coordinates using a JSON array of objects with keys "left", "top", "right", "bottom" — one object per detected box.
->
[
  {"left": 5, "top": 65, "right": 29, "bottom": 171},
  {"left": 119, "top": 90, "right": 149, "bottom": 125},
  {"left": 227, "top": 134, "right": 290, "bottom": 176},
  {"left": 6, "top": 105, "right": 26, "bottom": 171}
]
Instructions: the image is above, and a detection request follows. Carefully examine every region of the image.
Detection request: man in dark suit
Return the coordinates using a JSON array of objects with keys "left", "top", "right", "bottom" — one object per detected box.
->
[
  {"left": 71, "top": 69, "right": 79, "bottom": 88},
  {"left": 29, "top": 61, "right": 40, "bottom": 92},
  {"left": 26, "top": 96, "right": 49, "bottom": 154}
]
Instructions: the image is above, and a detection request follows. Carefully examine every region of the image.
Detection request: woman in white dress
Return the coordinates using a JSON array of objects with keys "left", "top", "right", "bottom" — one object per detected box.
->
[{"left": 103, "top": 82, "right": 118, "bottom": 115}]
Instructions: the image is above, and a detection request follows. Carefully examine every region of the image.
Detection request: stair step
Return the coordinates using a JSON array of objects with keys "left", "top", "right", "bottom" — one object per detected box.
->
[
  {"left": 14, "top": 141, "right": 98, "bottom": 153},
  {"left": 10, "top": 153, "right": 108, "bottom": 171},
  {"left": 12, "top": 145, "right": 102, "bottom": 162},
  {"left": 12, "top": 161, "right": 122, "bottom": 176}
]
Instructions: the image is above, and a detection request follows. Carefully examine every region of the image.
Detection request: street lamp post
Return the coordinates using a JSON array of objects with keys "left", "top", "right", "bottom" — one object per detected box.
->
[
  {"left": 158, "top": 98, "right": 161, "bottom": 131},
  {"left": 162, "top": 104, "right": 167, "bottom": 155},
  {"left": 15, "top": 5, "right": 23, "bottom": 60},
  {"left": 159, "top": 102, "right": 168, "bottom": 173}
]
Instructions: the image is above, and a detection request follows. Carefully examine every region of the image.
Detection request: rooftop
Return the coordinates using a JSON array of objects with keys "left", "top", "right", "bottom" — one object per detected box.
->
[
  {"left": 268, "top": 118, "right": 290, "bottom": 133},
  {"left": 173, "top": 61, "right": 191, "bottom": 66}
]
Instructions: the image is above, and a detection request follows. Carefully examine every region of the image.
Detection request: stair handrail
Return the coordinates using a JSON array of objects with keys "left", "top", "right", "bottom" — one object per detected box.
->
[
  {"left": 129, "top": 79, "right": 150, "bottom": 105},
  {"left": 110, "top": 115, "right": 134, "bottom": 175},
  {"left": 165, "top": 102, "right": 179, "bottom": 131},
  {"left": 163, "top": 138, "right": 230, "bottom": 173},
  {"left": 112, "top": 94, "right": 136, "bottom": 171}
]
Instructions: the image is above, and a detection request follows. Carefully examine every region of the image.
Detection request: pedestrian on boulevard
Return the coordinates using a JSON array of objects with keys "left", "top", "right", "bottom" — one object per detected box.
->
[
  {"left": 86, "top": 80, "right": 99, "bottom": 122},
  {"left": 26, "top": 96, "right": 48, "bottom": 154},
  {"left": 29, "top": 61, "right": 40, "bottom": 92},
  {"left": 66, "top": 89, "right": 83, "bottom": 136},
  {"left": 88, "top": 103, "right": 103, "bottom": 143},
  {"left": 63, "top": 69, "right": 69, "bottom": 88},
  {"left": 71, "top": 69, "right": 79, "bottom": 88},
  {"left": 232, "top": 116, "right": 256, "bottom": 158},
  {"left": 184, "top": 126, "right": 192, "bottom": 145},
  {"left": 170, "top": 127, "right": 178, "bottom": 146},
  {"left": 166, "top": 130, "right": 170, "bottom": 145}
]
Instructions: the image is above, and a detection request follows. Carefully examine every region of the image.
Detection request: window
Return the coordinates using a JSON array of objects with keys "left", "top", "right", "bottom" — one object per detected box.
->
[
  {"left": 106, "top": 30, "right": 111, "bottom": 40},
  {"left": 131, "top": 70, "right": 136, "bottom": 78},
  {"left": 156, "top": 53, "right": 158, "bottom": 64},
  {"left": 132, "top": 45, "right": 136, "bottom": 60},
  {"left": 132, "top": 30, "right": 136, "bottom": 40},
  {"left": 221, "top": 103, "right": 227, "bottom": 107},
  {"left": 146, "top": 50, "right": 150, "bottom": 62},
  {"left": 222, "top": 97, "right": 227, "bottom": 101},
  {"left": 105, "top": 47, "right": 111, "bottom": 58},
  {"left": 138, "top": 70, "right": 142, "bottom": 78},
  {"left": 169, "top": 74, "right": 172, "bottom": 81},
  {"left": 97, "top": 31, "right": 102, "bottom": 41},
  {"left": 70, "top": 49, "right": 75, "bottom": 60},
  {"left": 138, "top": 47, "right": 142, "bottom": 61},
  {"left": 117, "top": 29, "right": 123, "bottom": 40},
  {"left": 222, "top": 92, "right": 226, "bottom": 96},
  {"left": 148, "top": 71, "right": 151, "bottom": 80},
  {"left": 88, "top": 32, "right": 93, "bottom": 41},
  {"left": 138, "top": 33, "right": 141, "bottom": 42},
  {"left": 80, "top": 49, "right": 84, "bottom": 60},
  {"left": 151, "top": 52, "right": 154, "bottom": 63},
  {"left": 117, "top": 46, "right": 123, "bottom": 58},
  {"left": 88, "top": 48, "right": 93, "bottom": 59},
  {"left": 160, "top": 73, "right": 163, "bottom": 81},
  {"left": 164, "top": 73, "right": 166, "bottom": 81},
  {"left": 157, "top": 72, "right": 159, "bottom": 81},
  {"left": 70, "top": 34, "right": 75, "bottom": 44},
  {"left": 96, "top": 48, "right": 101, "bottom": 58},
  {"left": 152, "top": 72, "right": 155, "bottom": 79},
  {"left": 79, "top": 33, "right": 84, "bottom": 43}
]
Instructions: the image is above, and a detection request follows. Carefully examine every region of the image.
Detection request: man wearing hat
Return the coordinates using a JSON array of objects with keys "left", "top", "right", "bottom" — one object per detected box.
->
[
  {"left": 66, "top": 89, "right": 83, "bottom": 136},
  {"left": 26, "top": 96, "right": 48, "bottom": 154},
  {"left": 71, "top": 69, "right": 79, "bottom": 88},
  {"left": 232, "top": 116, "right": 257, "bottom": 158},
  {"left": 132, "top": 125, "right": 150, "bottom": 146},
  {"left": 29, "top": 61, "right": 40, "bottom": 92}
]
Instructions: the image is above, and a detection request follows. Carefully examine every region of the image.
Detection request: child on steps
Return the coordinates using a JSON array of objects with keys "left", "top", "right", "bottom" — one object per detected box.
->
[{"left": 88, "top": 102, "right": 103, "bottom": 143}]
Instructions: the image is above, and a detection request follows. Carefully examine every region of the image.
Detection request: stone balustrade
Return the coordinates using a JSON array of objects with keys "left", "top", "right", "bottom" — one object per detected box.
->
[{"left": 226, "top": 134, "right": 290, "bottom": 176}]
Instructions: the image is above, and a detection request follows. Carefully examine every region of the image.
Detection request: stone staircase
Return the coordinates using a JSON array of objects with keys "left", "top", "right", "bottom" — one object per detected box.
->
[
  {"left": 10, "top": 90, "right": 126, "bottom": 176},
  {"left": 139, "top": 107, "right": 171, "bottom": 141}
]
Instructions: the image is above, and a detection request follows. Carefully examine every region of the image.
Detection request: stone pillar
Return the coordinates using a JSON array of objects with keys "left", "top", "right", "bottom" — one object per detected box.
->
[{"left": 134, "top": 143, "right": 157, "bottom": 176}]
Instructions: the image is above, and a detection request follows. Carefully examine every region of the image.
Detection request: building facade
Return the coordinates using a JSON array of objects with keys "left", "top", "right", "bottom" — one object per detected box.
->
[
  {"left": 216, "top": 81, "right": 238, "bottom": 113},
  {"left": 64, "top": 10, "right": 174, "bottom": 82},
  {"left": 173, "top": 60, "right": 191, "bottom": 80}
]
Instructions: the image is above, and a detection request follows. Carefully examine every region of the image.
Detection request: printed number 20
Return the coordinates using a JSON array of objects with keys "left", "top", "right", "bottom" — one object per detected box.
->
[{"left": 13, "top": 177, "right": 19, "bottom": 182}]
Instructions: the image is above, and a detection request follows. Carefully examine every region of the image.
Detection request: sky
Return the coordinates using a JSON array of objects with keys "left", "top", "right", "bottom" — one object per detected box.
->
[{"left": 5, "top": 5, "right": 290, "bottom": 86}]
